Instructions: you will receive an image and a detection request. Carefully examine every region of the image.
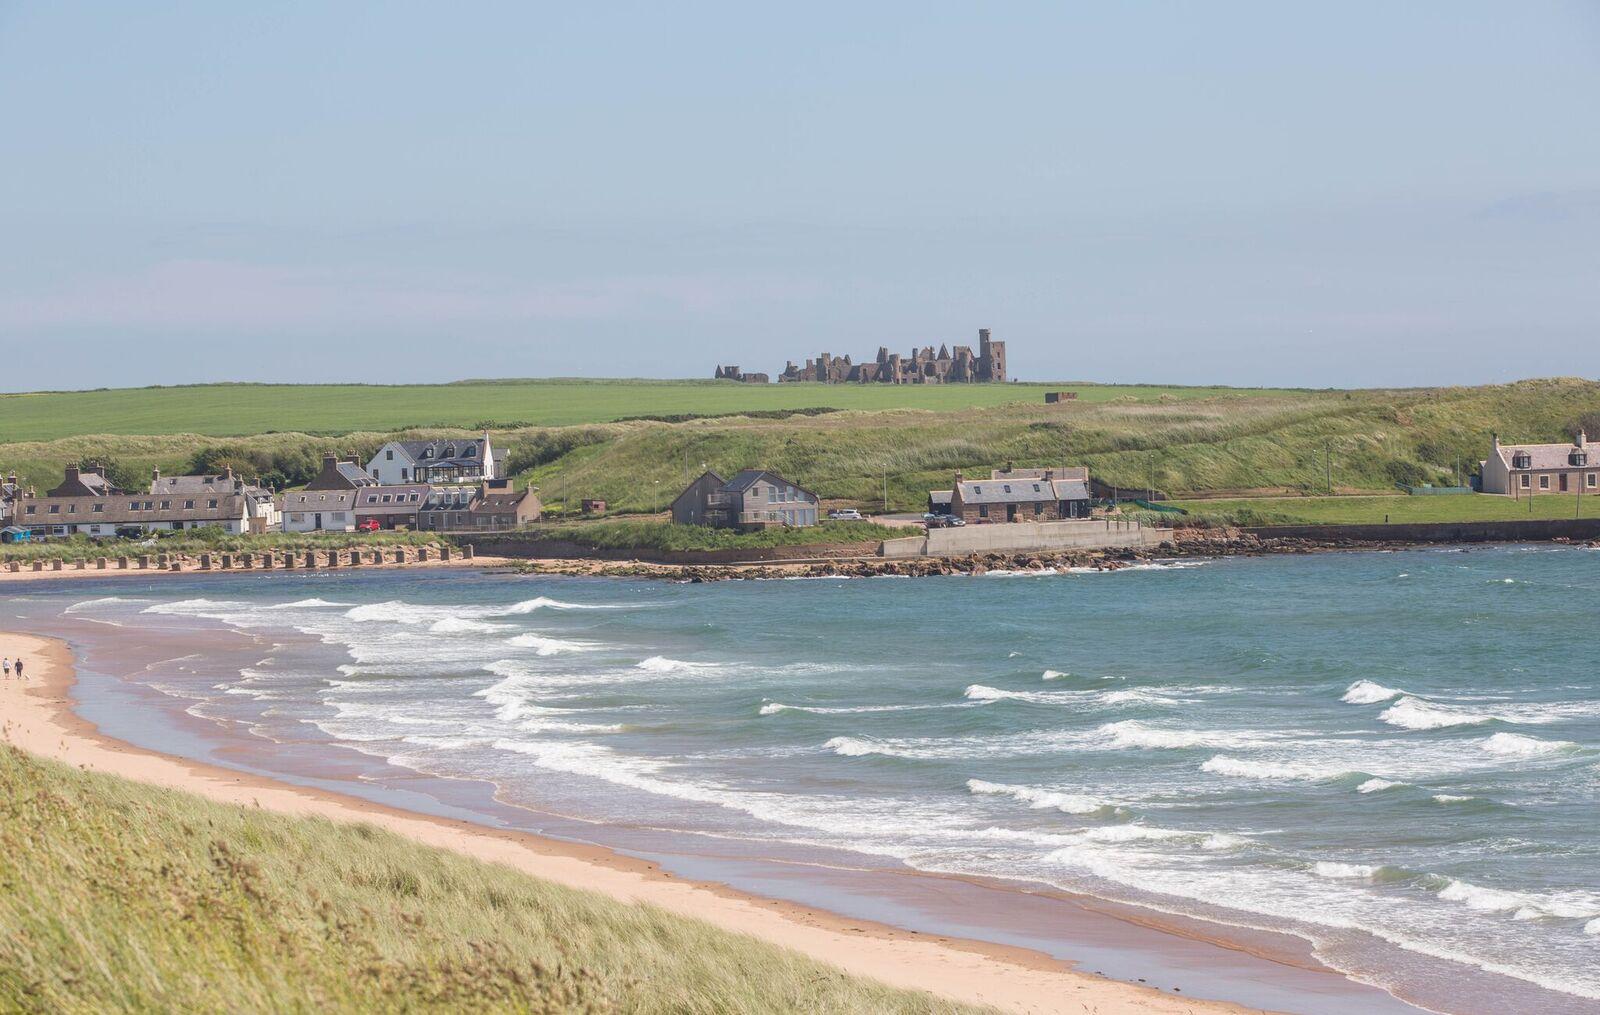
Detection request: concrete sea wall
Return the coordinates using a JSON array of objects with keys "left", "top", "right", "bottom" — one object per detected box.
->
[
  {"left": 1243, "top": 519, "right": 1600, "bottom": 544},
  {"left": 881, "top": 519, "right": 1164, "bottom": 558}
]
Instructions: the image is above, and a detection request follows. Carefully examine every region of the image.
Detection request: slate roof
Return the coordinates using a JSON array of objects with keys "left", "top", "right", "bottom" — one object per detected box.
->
[
  {"left": 422, "top": 487, "right": 476, "bottom": 510},
  {"left": 395, "top": 438, "right": 492, "bottom": 471},
  {"left": 720, "top": 470, "right": 817, "bottom": 499},
  {"left": 281, "top": 490, "right": 360, "bottom": 512},
  {"left": 355, "top": 485, "right": 431, "bottom": 513},
  {"left": 18, "top": 493, "right": 250, "bottom": 525},
  {"left": 955, "top": 476, "right": 1093, "bottom": 504},
  {"left": 1495, "top": 440, "right": 1592, "bottom": 470}
]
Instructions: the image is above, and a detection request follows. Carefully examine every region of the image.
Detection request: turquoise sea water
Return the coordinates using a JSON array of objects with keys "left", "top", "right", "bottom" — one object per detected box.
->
[{"left": 20, "top": 545, "right": 1600, "bottom": 1012}]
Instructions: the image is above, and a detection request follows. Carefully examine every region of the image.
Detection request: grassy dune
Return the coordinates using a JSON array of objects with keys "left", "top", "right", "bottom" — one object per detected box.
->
[
  {"left": 0, "top": 379, "right": 1285, "bottom": 441},
  {"left": 0, "top": 747, "right": 977, "bottom": 1014},
  {"left": 0, "top": 378, "right": 1593, "bottom": 519}
]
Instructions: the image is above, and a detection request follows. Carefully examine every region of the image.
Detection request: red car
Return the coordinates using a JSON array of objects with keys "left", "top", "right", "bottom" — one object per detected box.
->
[{"left": 356, "top": 518, "right": 381, "bottom": 532}]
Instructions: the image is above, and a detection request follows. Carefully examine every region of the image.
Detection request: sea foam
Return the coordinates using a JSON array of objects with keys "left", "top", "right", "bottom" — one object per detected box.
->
[
  {"left": 1379, "top": 696, "right": 1492, "bottom": 730},
  {"left": 1342, "top": 679, "right": 1404, "bottom": 704},
  {"left": 965, "top": 778, "right": 1121, "bottom": 816},
  {"left": 1481, "top": 732, "right": 1574, "bottom": 758}
]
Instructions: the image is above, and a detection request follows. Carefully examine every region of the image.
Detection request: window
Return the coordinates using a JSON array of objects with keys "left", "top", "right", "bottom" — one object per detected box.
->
[
  {"left": 382, "top": 495, "right": 392, "bottom": 503},
  {"left": 207, "top": 499, "right": 218, "bottom": 508},
  {"left": 24, "top": 506, "right": 35, "bottom": 514},
  {"left": 973, "top": 486, "right": 982, "bottom": 495},
  {"left": 1539, "top": 475, "right": 1550, "bottom": 490},
  {"left": 1512, "top": 452, "right": 1532, "bottom": 469},
  {"left": 1033, "top": 502, "right": 1043, "bottom": 515},
  {"left": 1589, "top": 474, "right": 1597, "bottom": 488},
  {"left": 184, "top": 500, "right": 195, "bottom": 509},
  {"left": 463, "top": 446, "right": 475, "bottom": 457},
  {"left": 331, "top": 512, "right": 346, "bottom": 522},
  {"left": 48, "top": 504, "right": 59, "bottom": 513},
  {"left": 1032, "top": 484, "right": 1041, "bottom": 492},
  {"left": 93, "top": 504, "right": 104, "bottom": 512},
  {"left": 1520, "top": 474, "right": 1530, "bottom": 489},
  {"left": 160, "top": 500, "right": 171, "bottom": 509},
  {"left": 291, "top": 513, "right": 304, "bottom": 522},
  {"left": 1003, "top": 485, "right": 1011, "bottom": 493},
  {"left": 978, "top": 504, "right": 989, "bottom": 518},
  {"left": 385, "top": 449, "right": 394, "bottom": 460}
]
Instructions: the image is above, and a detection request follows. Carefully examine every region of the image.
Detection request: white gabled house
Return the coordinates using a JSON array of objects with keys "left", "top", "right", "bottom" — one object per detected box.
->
[
  {"left": 367, "top": 435, "right": 502, "bottom": 486},
  {"left": 280, "top": 489, "right": 360, "bottom": 532}
]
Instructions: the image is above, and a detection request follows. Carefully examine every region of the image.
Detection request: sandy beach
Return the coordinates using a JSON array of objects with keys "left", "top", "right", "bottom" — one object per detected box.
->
[{"left": 0, "top": 629, "right": 1259, "bottom": 1014}]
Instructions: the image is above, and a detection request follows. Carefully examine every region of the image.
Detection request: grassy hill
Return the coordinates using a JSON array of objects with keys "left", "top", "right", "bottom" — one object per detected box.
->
[
  {"left": 0, "top": 377, "right": 1593, "bottom": 517},
  {"left": 0, "top": 378, "right": 1287, "bottom": 441},
  {"left": 0, "top": 746, "right": 976, "bottom": 1013}
]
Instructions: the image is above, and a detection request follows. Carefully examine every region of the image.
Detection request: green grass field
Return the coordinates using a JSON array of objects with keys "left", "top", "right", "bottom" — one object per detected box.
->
[
  {"left": 0, "top": 379, "right": 1288, "bottom": 441},
  {"left": 1168, "top": 492, "right": 1600, "bottom": 526},
  {"left": 0, "top": 746, "right": 978, "bottom": 1013}
]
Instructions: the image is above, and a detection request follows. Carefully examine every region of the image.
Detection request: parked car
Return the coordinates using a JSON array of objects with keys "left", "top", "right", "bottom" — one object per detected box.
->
[
  {"left": 357, "top": 518, "right": 381, "bottom": 532},
  {"left": 827, "top": 508, "right": 863, "bottom": 521},
  {"left": 922, "top": 513, "right": 965, "bottom": 528}
]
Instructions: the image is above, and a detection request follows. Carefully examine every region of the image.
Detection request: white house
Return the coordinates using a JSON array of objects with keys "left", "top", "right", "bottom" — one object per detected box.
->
[
  {"left": 1480, "top": 432, "right": 1597, "bottom": 496},
  {"left": 279, "top": 489, "right": 360, "bottom": 532},
  {"left": 151, "top": 468, "right": 280, "bottom": 533},
  {"left": 367, "top": 435, "right": 501, "bottom": 486}
]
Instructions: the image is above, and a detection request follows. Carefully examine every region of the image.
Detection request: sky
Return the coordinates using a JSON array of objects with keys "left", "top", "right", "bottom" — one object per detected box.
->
[{"left": 1, "top": 2, "right": 1597, "bottom": 390}]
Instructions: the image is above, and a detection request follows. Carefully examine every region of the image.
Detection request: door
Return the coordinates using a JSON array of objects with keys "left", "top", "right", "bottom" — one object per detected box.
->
[
  {"left": 1560, "top": 474, "right": 1569, "bottom": 492},
  {"left": 314, "top": 513, "right": 322, "bottom": 529},
  {"left": 1006, "top": 504, "right": 1017, "bottom": 522}
]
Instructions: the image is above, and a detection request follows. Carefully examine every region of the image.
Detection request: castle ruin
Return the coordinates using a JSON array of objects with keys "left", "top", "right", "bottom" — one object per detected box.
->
[{"left": 712, "top": 328, "right": 1006, "bottom": 384}]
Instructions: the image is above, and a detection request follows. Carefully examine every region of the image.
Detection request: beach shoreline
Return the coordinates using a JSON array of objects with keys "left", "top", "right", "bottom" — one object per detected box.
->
[{"left": 0, "top": 628, "right": 1283, "bottom": 1014}]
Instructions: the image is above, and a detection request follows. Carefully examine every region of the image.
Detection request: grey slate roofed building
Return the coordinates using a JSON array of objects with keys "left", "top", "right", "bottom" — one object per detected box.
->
[
  {"left": 944, "top": 466, "right": 1094, "bottom": 523},
  {"left": 1480, "top": 432, "right": 1598, "bottom": 496},
  {"left": 671, "top": 470, "right": 819, "bottom": 529}
]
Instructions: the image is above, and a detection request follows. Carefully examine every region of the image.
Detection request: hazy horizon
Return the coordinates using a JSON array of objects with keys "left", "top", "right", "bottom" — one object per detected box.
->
[{"left": 2, "top": 3, "right": 1596, "bottom": 391}]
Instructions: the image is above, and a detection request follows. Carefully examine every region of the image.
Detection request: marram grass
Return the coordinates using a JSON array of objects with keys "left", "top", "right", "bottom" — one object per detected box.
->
[{"left": 0, "top": 747, "right": 982, "bottom": 1014}]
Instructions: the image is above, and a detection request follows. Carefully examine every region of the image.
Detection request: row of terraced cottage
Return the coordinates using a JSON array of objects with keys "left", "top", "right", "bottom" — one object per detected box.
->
[{"left": 0, "top": 437, "right": 540, "bottom": 540}]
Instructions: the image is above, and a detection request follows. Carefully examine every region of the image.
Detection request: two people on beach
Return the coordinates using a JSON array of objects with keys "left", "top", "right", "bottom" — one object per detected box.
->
[{"left": 2, "top": 656, "right": 20, "bottom": 679}]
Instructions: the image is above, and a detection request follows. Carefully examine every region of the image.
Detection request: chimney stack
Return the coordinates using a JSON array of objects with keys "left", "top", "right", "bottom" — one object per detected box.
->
[
  {"left": 1579, "top": 430, "right": 1588, "bottom": 449},
  {"left": 152, "top": 467, "right": 160, "bottom": 483}
]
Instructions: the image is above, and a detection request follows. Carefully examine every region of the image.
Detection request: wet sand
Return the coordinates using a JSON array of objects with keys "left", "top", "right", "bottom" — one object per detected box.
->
[{"left": 0, "top": 625, "right": 1430, "bottom": 1013}]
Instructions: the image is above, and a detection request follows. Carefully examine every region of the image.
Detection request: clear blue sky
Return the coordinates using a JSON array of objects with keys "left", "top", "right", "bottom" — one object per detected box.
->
[{"left": 2, "top": 2, "right": 1596, "bottom": 389}]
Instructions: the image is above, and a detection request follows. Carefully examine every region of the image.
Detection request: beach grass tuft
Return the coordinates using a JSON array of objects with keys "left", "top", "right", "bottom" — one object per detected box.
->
[{"left": 0, "top": 747, "right": 982, "bottom": 1013}]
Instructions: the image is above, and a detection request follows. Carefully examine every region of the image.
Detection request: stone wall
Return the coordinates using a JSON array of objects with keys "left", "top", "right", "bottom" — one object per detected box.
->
[
  {"left": 881, "top": 519, "right": 1165, "bottom": 558},
  {"left": 1243, "top": 519, "right": 1600, "bottom": 544}
]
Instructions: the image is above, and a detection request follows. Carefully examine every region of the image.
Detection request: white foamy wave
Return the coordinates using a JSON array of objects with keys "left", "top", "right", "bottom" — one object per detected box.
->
[
  {"left": 494, "top": 596, "right": 622, "bottom": 614},
  {"left": 981, "top": 567, "right": 1059, "bottom": 578},
  {"left": 345, "top": 601, "right": 438, "bottom": 625},
  {"left": 965, "top": 779, "right": 1121, "bottom": 816},
  {"left": 1343, "top": 679, "right": 1404, "bottom": 704},
  {"left": 1587, "top": 918, "right": 1600, "bottom": 935},
  {"left": 825, "top": 736, "right": 886, "bottom": 757},
  {"left": 142, "top": 598, "right": 249, "bottom": 616},
  {"left": 1432, "top": 793, "right": 1476, "bottom": 803},
  {"left": 1437, "top": 880, "right": 1600, "bottom": 922},
  {"left": 1379, "top": 697, "right": 1492, "bottom": 730},
  {"left": 1481, "top": 732, "right": 1575, "bottom": 758},
  {"left": 506, "top": 633, "right": 592, "bottom": 656},
  {"left": 64, "top": 596, "right": 145, "bottom": 613},
  {"left": 760, "top": 700, "right": 935, "bottom": 717},
  {"left": 1041, "top": 669, "right": 1068, "bottom": 680},
  {"left": 429, "top": 616, "right": 510, "bottom": 634},
  {"left": 265, "top": 598, "right": 352, "bottom": 609},
  {"left": 1313, "top": 861, "right": 1380, "bottom": 880},
  {"left": 636, "top": 656, "right": 714, "bottom": 674},
  {"left": 1357, "top": 778, "right": 1403, "bottom": 794},
  {"left": 1099, "top": 720, "right": 1269, "bottom": 751},
  {"left": 1099, "top": 688, "right": 1192, "bottom": 706},
  {"left": 1201, "top": 755, "right": 1348, "bottom": 782}
]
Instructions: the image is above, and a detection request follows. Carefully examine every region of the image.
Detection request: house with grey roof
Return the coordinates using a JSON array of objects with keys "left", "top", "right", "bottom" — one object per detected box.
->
[
  {"left": 1480, "top": 432, "right": 1597, "bottom": 496},
  {"left": 17, "top": 466, "right": 255, "bottom": 536},
  {"left": 936, "top": 466, "right": 1094, "bottom": 523},
  {"left": 671, "top": 470, "right": 819, "bottom": 529},
  {"left": 304, "top": 454, "right": 379, "bottom": 491},
  {"left": 150, "top": 467, "right": 280, "bottom": 532},
  {"left": 280, "top": 488, "right": 362, "bottom": 532},
  {"left": 367, "top": 435, "right": 502, "bottom": 486}
]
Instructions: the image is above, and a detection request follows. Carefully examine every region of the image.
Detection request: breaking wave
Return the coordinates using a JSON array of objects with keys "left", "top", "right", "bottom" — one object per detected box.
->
[
  {"left": 1342, "top": 680, "right": 1404, "bottom": 704},
  {"left": 1480, "top": 732, "right": 1575, "bottom": 758},
  {"left": 965, "top": 779, "right": 1123, "bottom": 817}
]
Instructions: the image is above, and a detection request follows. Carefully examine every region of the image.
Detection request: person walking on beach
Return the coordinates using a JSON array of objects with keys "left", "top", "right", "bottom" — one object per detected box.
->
[
  {"left": 2, "top": 657, "right": 9, "bottom": 678},
  {"left": 13, "top": 657, "right": 22, "bottom": 680}
]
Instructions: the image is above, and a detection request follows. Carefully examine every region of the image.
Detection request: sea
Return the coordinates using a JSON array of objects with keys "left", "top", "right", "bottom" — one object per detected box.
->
[{"left": 10, "top": 544, "right": 1600, "bottom": 1014}]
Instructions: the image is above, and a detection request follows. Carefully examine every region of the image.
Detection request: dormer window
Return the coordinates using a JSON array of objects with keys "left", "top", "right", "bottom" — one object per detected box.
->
[
  {"left": 1570, "top": 451, "right": 1588, "bottom": 467},
  {"left": 463, "top": 446, "right": 475, "bottom": 458},
  {"left": 1512, "top": 452, "right": 1532, "bottom": 470},
  {"left": 421, "top": 448, "right": 433, "bottom": 459}
]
